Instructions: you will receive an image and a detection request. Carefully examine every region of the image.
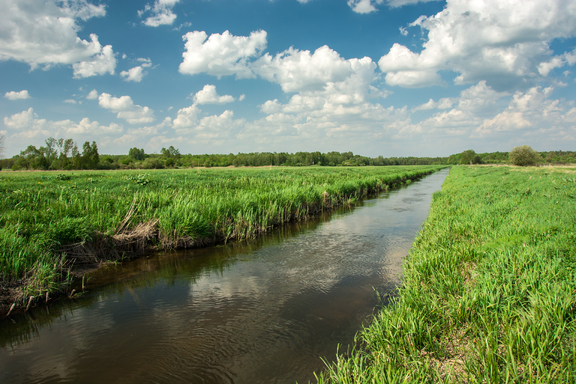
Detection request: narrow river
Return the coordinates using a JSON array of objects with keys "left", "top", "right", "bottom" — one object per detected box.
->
[{"left": 0, "top": 169, "right": 448, "bottom": 384}]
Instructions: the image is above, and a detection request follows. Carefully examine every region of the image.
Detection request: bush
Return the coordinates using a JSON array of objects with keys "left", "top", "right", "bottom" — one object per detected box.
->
[{"left": 509, "top": 145, "right": 539, "bottom": 166}]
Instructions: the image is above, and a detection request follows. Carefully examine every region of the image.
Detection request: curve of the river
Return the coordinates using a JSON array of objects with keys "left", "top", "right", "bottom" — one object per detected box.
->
[{"left": 0, "top": 169, "right": 449, "bottom": 384}]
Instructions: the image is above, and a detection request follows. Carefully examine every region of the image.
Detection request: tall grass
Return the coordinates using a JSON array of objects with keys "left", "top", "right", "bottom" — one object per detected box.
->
[
  {"left": 0, "top": 166, "right": 443, "bottom": 297},
  {"left": 316, "top": 165, "right": 576, "bottom": 383}
]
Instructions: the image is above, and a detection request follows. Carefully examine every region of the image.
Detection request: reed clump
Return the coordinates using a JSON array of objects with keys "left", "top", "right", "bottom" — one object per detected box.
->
[
  {"left": 316, "top": 165, "right": 576, "bottom": 383},
  {"left": 0, "top": 165, "right": 443, "bottom": 313}
]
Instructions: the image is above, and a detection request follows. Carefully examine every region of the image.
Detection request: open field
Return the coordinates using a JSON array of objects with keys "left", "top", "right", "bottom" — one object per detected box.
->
[
  {"left": 0, "top": 165, "right": 444, "bottom": 310},
  {"left": 316, "top": 165, "right": 576, "bottom": 383}
]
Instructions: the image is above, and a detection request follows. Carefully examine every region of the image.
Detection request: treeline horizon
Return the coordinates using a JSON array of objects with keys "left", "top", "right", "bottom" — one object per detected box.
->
[{"left": 0, "top": 137, "right": 575, "bottom": 171}]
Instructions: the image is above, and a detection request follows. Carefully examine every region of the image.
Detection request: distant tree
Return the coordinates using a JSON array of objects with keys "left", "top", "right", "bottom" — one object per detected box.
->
[
  {"left": 128, "top": 147, "right": 145, "bottom": 161},
  {"left": 0, "top": 135, "right": 4, "bottom": 163},
  {"left": 81, "top": 141, "right": 100, "bottom": 169},
  {"left": 460, "top": 149, "right": 482, "bottom": 164},
  {"left": 161, "top": 146, "right": 180, "bottom": 158},
  {"left": 509, "top": 145, "right": 539, "bottom": 166}
]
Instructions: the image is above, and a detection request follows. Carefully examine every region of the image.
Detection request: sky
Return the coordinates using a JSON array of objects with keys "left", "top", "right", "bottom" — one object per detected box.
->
[{"left": 1, "top": 0, "right": 575, "bottom": 158}]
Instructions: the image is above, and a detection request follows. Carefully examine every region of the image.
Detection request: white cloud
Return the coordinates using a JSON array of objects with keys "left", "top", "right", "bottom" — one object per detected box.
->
[
  {"left": 179, "top": 30, "right": 267, "bottom": 78},
  {"left": 347, "top": 0, "right": 383, "bottom": 14},
  {"left": 98, "top": 93, "right": 155, "bottom": 124},
  {"left": 173, "top": 21, "right": 191, "bottom": 31},
  {"left": 412, "top": 97, "right": 455, "bottom": 111},
  {"left": 538, "top": 48, "right": 576, "bottom": 76},
  {"left": 255, "top": 45, "right": 359, "bottom": 92},
  {"left": 173, "top": 104, "right": 201, "bottom": 129},
  {"left": 4, "top": 108, "right": 47, "bottom": 131},
  {"left": 137, "top": 58, "right": 153, "bottom": 67},
  {"left": 474, "top": 86, "right": 574, "bottom": 139},
  {"left": 87, "top": 89, "right": 98, "bottom": 99},
  {"left": 63, "top": 117, "right": 123, "bottom": 134},
  {"left": 192, "top": 85, "right": 235, "bottom": 105},
  {"left": 72, "top": 44, "right": 116, "bottom": 78},
  {"left": 0, "top": 0, "right": 115, "bottom": 77},
  {"left": 121, "top": 66, "right": 146, "bottom": 82},
  {"left": 3, "top": 107, "right": 122, "bottom": 138},
  {"left": 387, "top": 0, "right": 441, "bottom": 7},
  {"left": 139, "top": 0, "right": 180, "bottom": 27},
  {"left": 64, "top": 99, "right": 77, "bottom": 104},
  {"left": 378, "top": 0, "right": 576, "bottom": 89},
  {"left": 4, "top": 90, "right": 30, "bottom": 100}
]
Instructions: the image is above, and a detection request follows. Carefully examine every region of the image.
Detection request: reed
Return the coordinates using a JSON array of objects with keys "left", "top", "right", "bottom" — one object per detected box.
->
[{"left": 0, "top": 166, "right": 443, "bottom": 303}]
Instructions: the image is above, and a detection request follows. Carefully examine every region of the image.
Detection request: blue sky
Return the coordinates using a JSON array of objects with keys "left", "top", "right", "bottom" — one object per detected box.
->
[{"left": 1, "top": 0, "right": 575, "bottom": 158}]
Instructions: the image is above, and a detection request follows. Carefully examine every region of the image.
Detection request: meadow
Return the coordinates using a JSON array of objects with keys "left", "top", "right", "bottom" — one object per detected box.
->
[
  {"left": 0, "top": 165, "right": 443, "bottom": 307},
  {"left": 316, "top": 165, "right": 576, "bottom": 383}
]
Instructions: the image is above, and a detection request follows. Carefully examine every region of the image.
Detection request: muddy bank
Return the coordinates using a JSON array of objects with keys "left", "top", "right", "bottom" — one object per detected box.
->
[{"left": 0, "top": 171, "right": 438, "bottom": 316}]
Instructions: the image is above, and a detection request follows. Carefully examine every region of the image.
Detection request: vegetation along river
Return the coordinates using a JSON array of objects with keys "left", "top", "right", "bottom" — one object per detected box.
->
[{"left": 0, "top": 169, "right": 449, "bottom": 384}]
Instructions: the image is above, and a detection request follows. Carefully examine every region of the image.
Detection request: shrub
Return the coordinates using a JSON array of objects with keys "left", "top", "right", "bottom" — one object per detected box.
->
[{"left": 509, "top": 145, "right": 539, "bottom": 166}]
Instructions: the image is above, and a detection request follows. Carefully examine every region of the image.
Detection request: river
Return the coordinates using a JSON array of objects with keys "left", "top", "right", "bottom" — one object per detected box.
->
[{"left": 0, "top": 169, "right": 449, "bottom": 384}]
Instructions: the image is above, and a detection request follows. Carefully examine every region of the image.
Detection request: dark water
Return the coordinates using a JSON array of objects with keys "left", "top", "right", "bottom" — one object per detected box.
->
[{"left": 0, "top": 169, "right": 448, "bottom": 384}]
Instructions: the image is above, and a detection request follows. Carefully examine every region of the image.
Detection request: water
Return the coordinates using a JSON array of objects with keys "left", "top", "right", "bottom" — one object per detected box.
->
[{"left": 0, "top": 169, "right": 448, "bottom": 384}]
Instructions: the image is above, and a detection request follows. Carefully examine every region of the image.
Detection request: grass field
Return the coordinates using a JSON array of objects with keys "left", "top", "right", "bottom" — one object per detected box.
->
[
  {"left": 315, "top": 165, "right": 576, "bottom": 383},
  {"left": 0, "top": 165, "right": 443, "bottom": 304}
]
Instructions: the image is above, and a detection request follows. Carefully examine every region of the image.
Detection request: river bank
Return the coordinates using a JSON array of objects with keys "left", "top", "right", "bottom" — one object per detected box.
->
[
  {"left": 316, "top": 165, "right": 576, "bottom": 383},
  {"left": 1, "top": 165, "right": 445, "bottom": 316},
  {"left": 1, "top": 169, "right": 450, "bottom": 384}
]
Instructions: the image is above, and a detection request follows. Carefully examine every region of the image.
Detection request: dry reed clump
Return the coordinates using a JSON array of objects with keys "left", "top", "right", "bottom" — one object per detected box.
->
[{"left": 61, "top": 220, "right": 159, "bottom": 269}]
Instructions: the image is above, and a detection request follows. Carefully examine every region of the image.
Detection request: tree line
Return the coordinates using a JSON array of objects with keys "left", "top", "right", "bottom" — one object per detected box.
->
[{"left": 0, "top": 137, "right": 574, "bottom": 171}]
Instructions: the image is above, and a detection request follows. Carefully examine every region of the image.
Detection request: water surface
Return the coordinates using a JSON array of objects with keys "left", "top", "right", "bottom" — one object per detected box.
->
[{"left": 0, "top": 169, "right": 448, "bottom": 384}]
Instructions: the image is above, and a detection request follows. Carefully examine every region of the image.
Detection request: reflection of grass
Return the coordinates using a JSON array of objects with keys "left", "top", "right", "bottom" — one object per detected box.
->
[
  {"left": 316, "top": 165, "right": 576, "bottom": 383},
  {"left": 0, "top": 166, "right": 443, "bottom": 303}
]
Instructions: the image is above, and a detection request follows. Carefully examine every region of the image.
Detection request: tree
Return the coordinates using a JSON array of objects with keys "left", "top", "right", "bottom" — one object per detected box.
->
[
  {"left": 460, "top": 149, "right": 482, "bottom": 164},
  {"left": 128, "top": 147, "right": 145, "bottom": 161},
  {"left": 81, "top": 141, "right": 100, "bottom": 169},
  {"left": 509, "top": 145, "right": 539, "bottom": 166}
]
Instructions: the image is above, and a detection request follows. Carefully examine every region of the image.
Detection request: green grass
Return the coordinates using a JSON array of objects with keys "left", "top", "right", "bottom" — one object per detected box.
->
[
  {"left": 315, "top": 165, "right": 576, "bottom": 383},
  {"left": 0, "top": 166, "right": 443, "bottom": 297}
]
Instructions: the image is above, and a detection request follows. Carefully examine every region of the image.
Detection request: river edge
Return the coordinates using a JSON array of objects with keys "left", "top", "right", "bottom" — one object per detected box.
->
[
  {"left": 315, "top": 165, "right": 576, "bottom": 383},
  {"left": 1, "top": 168, "right": 446, "bottom": 317}
]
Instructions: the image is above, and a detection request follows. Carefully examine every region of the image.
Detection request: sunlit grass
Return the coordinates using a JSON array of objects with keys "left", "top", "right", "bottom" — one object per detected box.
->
[
  {"left": 0, "top": 166, "right": 443, "bottom": 296},
  {"left": 315, "top": 165, "right": 576, "bottom": 383}
]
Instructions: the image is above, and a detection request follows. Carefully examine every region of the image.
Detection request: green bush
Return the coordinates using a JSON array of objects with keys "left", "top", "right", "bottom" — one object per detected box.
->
[{"left": 509, "top": 145, "right": 539, "bottom": 166}]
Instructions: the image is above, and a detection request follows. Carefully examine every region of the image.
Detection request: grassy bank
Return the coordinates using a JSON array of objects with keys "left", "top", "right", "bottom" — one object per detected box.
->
[
  {"left": 0, "top": 165, "right": 443, "bottom": 311},
  {"left": 316, "top": 165, "right": 576, "bottom": 383}
]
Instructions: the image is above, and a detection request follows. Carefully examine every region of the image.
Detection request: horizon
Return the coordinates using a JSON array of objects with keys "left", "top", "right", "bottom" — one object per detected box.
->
[{"left": 1, "top": 0, "right": 575, "bottom": 159}]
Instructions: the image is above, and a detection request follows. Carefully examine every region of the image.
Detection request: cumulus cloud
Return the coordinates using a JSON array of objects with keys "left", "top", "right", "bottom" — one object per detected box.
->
[
  {"left": 3, "top": 107, "right": 122, "bottom": 138},
  {"left": 474, "top": 86, "right": 574, "bottom": 140},
  {"left": 64, "top": 99, "right": 77, "bottom": 104},
  {"left": 179, "top": 30, "right": 267, "bottom": 78},
  {"left": 378, "top": 0, "right": 576, "bottom": 89},
  {"left": 120, "top": 58, "right": 152, "bottom": 82},
  {"left": 86, "top": 89, "right": 98, "bottom": 99},
  {"left": 538, "top": 48, "right": 576, "bottom": 76},
  {"left": 4, "top": 90, "right": 30, "bottom": 100},
  {"left": 173, "top": 104, "right": 201, "bottom": 129},
  {"left": 138, "top": 0, "right": 179, "bottom": 27},
  {"left": 0, "top": 0, "right": 116, "bottom": 77},
  {"left": 347, "top": 0, "right": 383, "bottom": 14},
  {"left": 192, "top": 85, "right": 235, "bottom": 105},
  {"left": 98, "top": 93, "right": 155, "bottom": 124},
  {"left": 4, "top": 108, "right": 47, "bottom": 131},
  {"left": 255, "top": 45, "right": 361, "bottom": 93},
  {"left": 72, "top": 43, "right": 116, "bottom": 78},
  {"left": 121, "top": 66, "right": 145, "bottom": 82},
  {"left": 413, "top": 97, "right": 455, "bottom": 111}
]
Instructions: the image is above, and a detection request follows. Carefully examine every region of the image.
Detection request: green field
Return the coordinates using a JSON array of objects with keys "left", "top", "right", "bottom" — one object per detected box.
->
[
  {"left": 0, "top": 165, "right": 443, "bottom": 304},
  {"left": 316, "top": 165, "right": 576, "bottom": 383}
]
